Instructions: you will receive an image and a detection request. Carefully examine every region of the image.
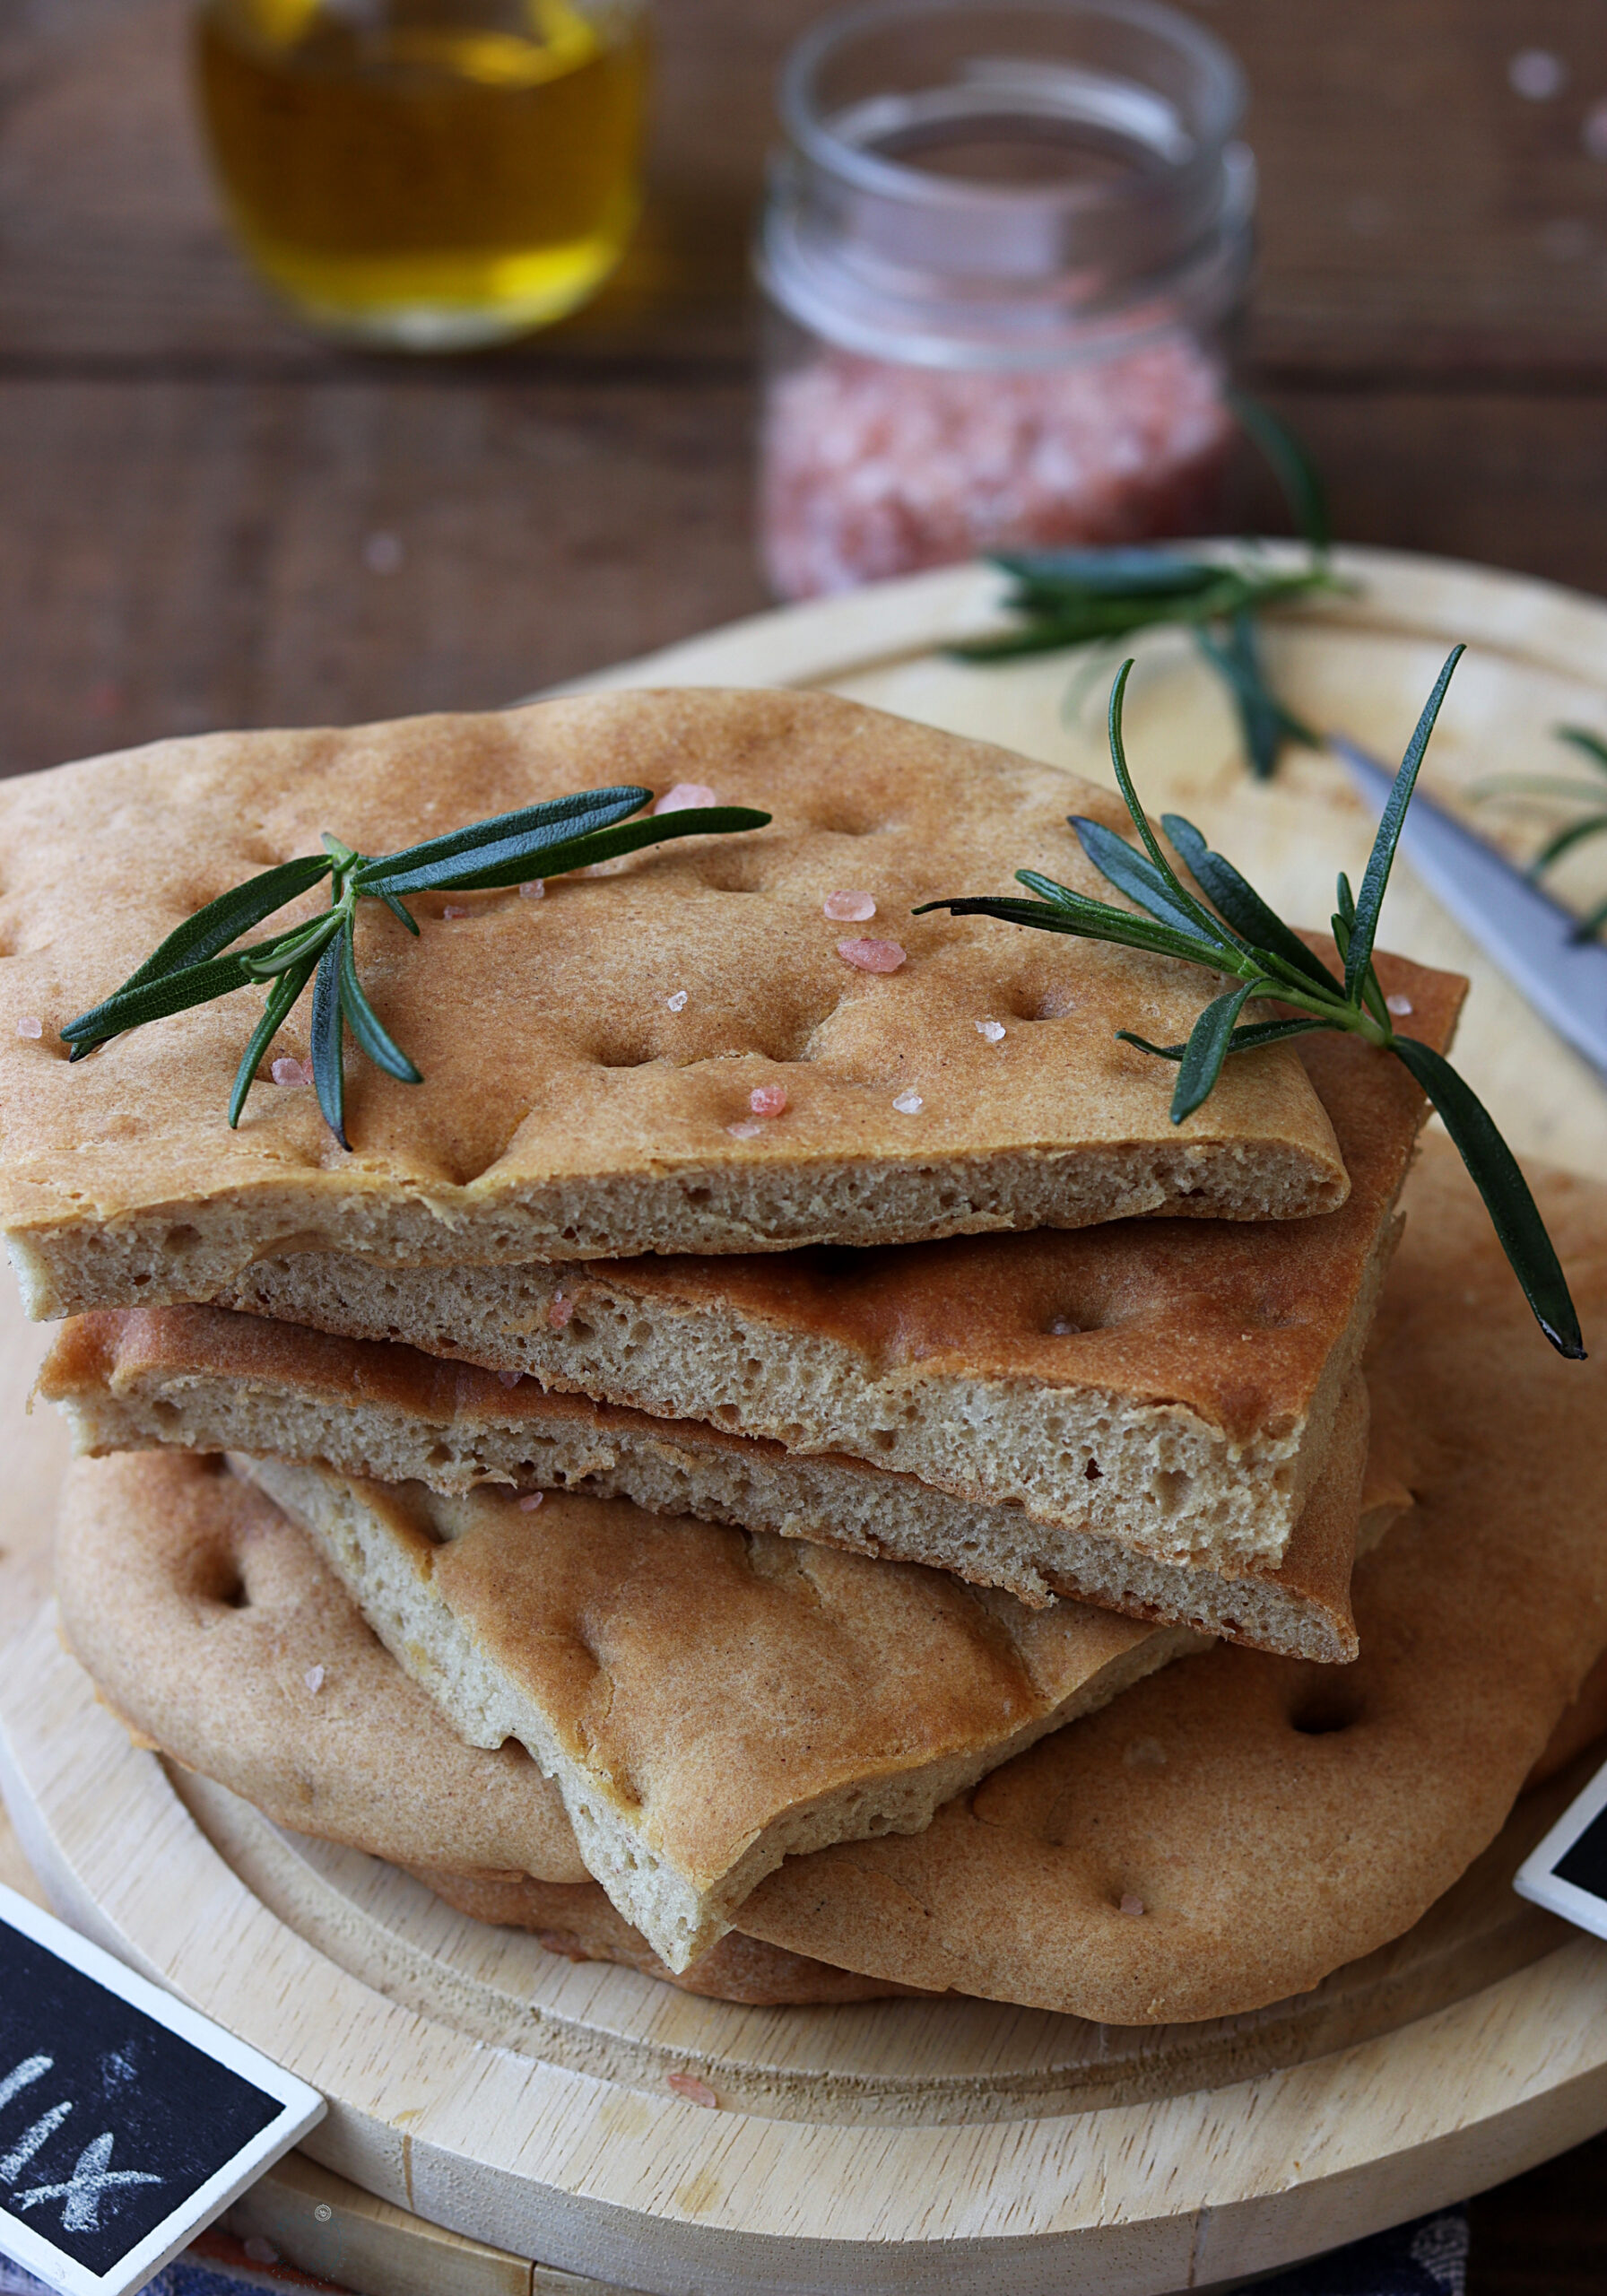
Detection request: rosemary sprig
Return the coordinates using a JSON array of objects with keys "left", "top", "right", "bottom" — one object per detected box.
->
[
  {"left": 1472, "top": 724, "right": 1607, "bottom": 944},
  {"left": 60, "top": 786, "right": 770, "bottom": 1148},
  {"left": 916, "top": 649, "right": 1585, "bottom": 1359},
  {"left": 948, "top": 396, "right": 1342, "bottom": 781}
]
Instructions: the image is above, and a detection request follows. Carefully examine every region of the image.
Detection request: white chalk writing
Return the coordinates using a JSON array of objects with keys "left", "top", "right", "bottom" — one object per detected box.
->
[
  {"left": 14, "top": 2134, "right": 162, "bottom": 2233},
  {"left": 0, "top": 2058, "right": 162, "bottom": 2237}
]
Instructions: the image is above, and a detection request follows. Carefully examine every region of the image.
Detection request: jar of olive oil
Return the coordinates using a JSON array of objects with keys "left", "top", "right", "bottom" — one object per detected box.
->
[{"left": 194, "top": 0, "right": 648, "bottom": 349}]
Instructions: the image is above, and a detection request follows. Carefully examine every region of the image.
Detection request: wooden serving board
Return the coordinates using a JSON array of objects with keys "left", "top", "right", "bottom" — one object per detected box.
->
[{"left": 6, "top": 544, "right": 1607, "bottom": 2295}]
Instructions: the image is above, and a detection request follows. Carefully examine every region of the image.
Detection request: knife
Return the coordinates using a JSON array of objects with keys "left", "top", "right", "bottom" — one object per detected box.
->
[{"left": 1329, "top": 735, "right": 1607, "bottom": 1085}]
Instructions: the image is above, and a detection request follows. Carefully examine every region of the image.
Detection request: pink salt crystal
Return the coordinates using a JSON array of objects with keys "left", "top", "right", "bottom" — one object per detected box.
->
[
  {"left": 519, "top": 879, "right": 545, "bottom": 900},
  {"left": 750, "top": 1083, "right": 788, "bottom": 1118},
  {"left": 666, "top": 989, "right": 689, "bottom": 1013},
  {"left": 726, "top": 1120, "right": 764, "bottom": 1139},
  {"left": 892, "top": 1089, "right": 924, "bottom": 1115},
  {"left": 517, "top": 1491, "right": 545, "bottom": 1511},
  {"left": 242, "top": 2237, "right": 281, "bottom": 2266},
  {"left": 654, "top": 783, "right": 717, "bottom": 815},
  {"left": 1385, "top": 994, "right": 1413, "bottom": 1016},
  {"left": 497, "top": 1368, "right": 522, "bottom": 1388},
  {"left": 822, "top": 889, "right": 876, "bottom": 922},
  {"left": 443, "top": 903, "right": 473, "bottom": 920},
  {"left": 304, "top": 1665, "right": 325, "bottom": 1695},
  {"left": 270, "top": 1057, "right": 310, "bottom": 1087},
  {"left": 761, "top": 338, "right": 1236, "bottom": 601},
  {"left": 1119, "top": 1893, "right": 1146, "bottom": 1918},
  {"left": 665, "top": 2072, "right": 718, "bottom": 2109},
  {"left": 15, "top": 1017, "right": 41, "bottom": 1039},
  {"left": 549, "top": 1297, "right": 574, "bottom": 1329},
  {"left": 976, "top": 1019, "right": 1006, "bottom": 1043},
  {"left": 837, "top": 936, "right": 906, "bottom": 974}
]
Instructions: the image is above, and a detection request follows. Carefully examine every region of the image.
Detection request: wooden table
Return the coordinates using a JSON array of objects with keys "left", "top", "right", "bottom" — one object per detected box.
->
[{"left": 5, "top": 1, "right": 1607, "bottom": 2283}]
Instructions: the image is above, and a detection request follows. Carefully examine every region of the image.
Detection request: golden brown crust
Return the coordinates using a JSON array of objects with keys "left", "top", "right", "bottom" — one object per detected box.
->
[
  {"left": 52, "top": 1451, "right": 588, "bottom": 1884},
  {"left": 44, "top": 1301, "right": 1382, "bottom": 1658},
  {"left": 734, "top": 1145, "right": 1607, "bottom": 2019},
  {"left": 236, "top": 1452, "right": 1220, "bottom": 1967},
  {"left": 54, "top": 1148, "right": 1607, "bottom": 2019},
  {"left": 0, "top": 688, "right": 1356, "bottom": 1314},
  {"left": 407, "top": 1869, "right": 932, "bottom": 2004},
  {"left": 216, "top": 978, "right": 1458, "bottom": 1570}
]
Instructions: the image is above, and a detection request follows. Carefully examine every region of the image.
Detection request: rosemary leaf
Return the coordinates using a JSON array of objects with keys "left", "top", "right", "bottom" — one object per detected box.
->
[
  {"left": 62, "top": 781, "right": 770, "bottom": 1145},
  {"left": 1069, "top": 813, "right": 1231, "bottom": 943},
  {"left": 114, "top": 856, "right": 334, "bottom": 998},
  {"left": 1168, "top": 979, "right": 1262, "bottom": 1121},
  {"left": 1529, "top": 813, "right": 1607, "bottom": 876},
  {"left": 1226, "top": 390, "right": 1333, "bottom": 553},
  {"left": 1117, "top": 1014, "right": 1330, "bottom": 1063},
  {"left": 350, "top": 787, "right": 648, "bottom": 891},
  {"left": 384, "top": 805, "right": 772, "bottom": 897},
  {"left": 1390, "top": 1036, "right": 1584, "bottom": 1357},
  {"left": 993, "top": 547, "right": 1220, "bottom": 598},
  {"left": 919, "top": 649, "right": 1584, "bottom": 1357},
  {"left": 338, "top": 916, "right": 421, "bottom": 1085},
  {"left": 309, "top": 939, "right": 347, "bottom": 1151},
  {"left": 62, "top": 946, "right": 265, "bottom": 1057},
  {"left": 1160, "top": 814, "right": 1342, "bottom": 995},
  {"left": 1344, "top": 645, "right": 1464, "bottom": 1001},
  {"left": 1558, "top": 726, "right": 1607, "bottom": 775},
  {"left": 228, "top": 956, "right": 317, "bottom": 1129}
]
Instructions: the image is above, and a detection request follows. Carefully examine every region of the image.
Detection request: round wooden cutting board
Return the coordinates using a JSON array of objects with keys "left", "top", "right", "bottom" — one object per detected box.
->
[{"left": 6, "top": 544, "right": 1607, "bottom": 2296}]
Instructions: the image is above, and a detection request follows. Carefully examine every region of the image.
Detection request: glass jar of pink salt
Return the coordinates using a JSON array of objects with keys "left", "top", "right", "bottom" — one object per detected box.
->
[{"left": 756, "top": 0, "right": 1254, "bottom": 600}]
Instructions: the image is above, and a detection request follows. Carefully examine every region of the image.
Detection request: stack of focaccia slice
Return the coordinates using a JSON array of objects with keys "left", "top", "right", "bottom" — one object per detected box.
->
[{"left": 8, "top": 687, "right": 1603, "bottom": 2013}]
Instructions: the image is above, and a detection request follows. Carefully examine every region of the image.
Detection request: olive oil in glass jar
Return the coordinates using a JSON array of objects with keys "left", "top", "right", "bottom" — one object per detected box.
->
[{"left": 194, "top": 0, "right": 648, "bottom": 348}]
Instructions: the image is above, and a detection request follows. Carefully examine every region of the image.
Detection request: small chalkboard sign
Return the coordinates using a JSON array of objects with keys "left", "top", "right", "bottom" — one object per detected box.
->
[
  {"left": 0, "top": 1883, "right": 323, "bottom": 2296},
  {"left": 1516, "top": 1753, "right": 1607, "bottom": 1944}
]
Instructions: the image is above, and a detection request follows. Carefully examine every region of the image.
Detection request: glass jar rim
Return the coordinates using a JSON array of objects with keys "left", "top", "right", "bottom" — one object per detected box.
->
[{"left": 777, "top": 0, "right": 1247, "bottom": 219}]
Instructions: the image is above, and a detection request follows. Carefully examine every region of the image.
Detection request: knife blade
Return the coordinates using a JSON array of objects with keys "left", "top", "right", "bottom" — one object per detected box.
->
[{"left": 1329, "top": 733, "right": 1607, "bottom": 1084}]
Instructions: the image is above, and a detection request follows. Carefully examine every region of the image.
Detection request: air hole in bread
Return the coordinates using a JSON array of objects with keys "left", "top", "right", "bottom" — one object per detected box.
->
[
  {"left": 164, "top": 1223, "right": 202, "bottom": 1254},
  {"left": 809, "top": 810, "right": 885, "bottom": 838},
  {"left": 694, "top": 854, "right": 766, "bottom": 894},
  {"left": 1151, "top": 1467, "right": 1194, "bottom": 1516},
  {"left": 150, "top": 1398, "right": 181, "bottom": 1431},
  {"left": 1290, "top": 1692, "right": 1362, "bottom": 1737},
  {"left": 1003, "top": 981, "right": 1079, "bottom": 1022}
]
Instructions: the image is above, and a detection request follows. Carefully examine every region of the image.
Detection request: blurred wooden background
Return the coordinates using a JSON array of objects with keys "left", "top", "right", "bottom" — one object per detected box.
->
[
  {"left": 4, "top": 0, "right": 1607, "bottom": 2283},
  {"left": 7, "top": 0, "right": 1607, "bottom": 777}
]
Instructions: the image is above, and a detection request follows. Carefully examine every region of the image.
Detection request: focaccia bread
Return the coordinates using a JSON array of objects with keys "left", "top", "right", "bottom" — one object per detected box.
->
[
  {"left": 734, "top": 1145, "right": 1607, "bottom": 2019},
  {"left": 220, "top": 985, "right": 1462, "bottom": 1574},
  {"left": 43, "top": 1302, "right": 1403, "bottom": 1660},
  {"left": 54, "top": 1147, "right": 1607, "bottom": 2020},
  {"left": 238, "top": 1445, "right": 1263, "bottom": 1969},
  {"left": 52, "top": 1450, "right": 588, "bottom": 1886},
  {"left": 0, "top": 688, "right": 1351, "bottom": 1318}
]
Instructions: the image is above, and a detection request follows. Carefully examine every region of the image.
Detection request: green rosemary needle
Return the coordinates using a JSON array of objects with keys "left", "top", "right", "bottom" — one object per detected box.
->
[
  {"left": 1472, "top": 723, "right": 1607, "bottom": 944},
  {"left": 916, "top": 649, "right": 1585, "bottom": 1360},
  {"left": 60, "top": 785, "right": 771, "bottom": 1148},
  {"left": 947, "top": 396, "right": 1344, "bottom": 781}
]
